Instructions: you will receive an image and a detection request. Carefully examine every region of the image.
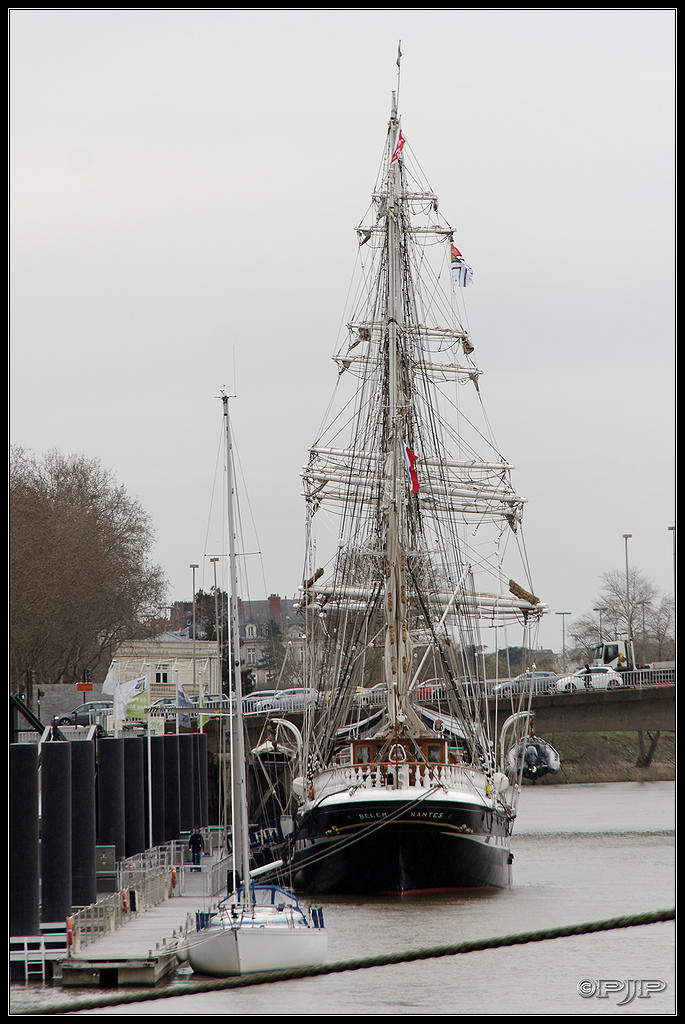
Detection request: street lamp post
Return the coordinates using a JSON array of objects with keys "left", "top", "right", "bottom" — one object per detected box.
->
[
  {"left": 622, "top": 534, "right": 632, "bottom": 638},
  {"left": 190, "top": 563, "right": 199, "bottom": 699},
  {"left": 210, "top": 556, "right": 221, "bottom": 696},
  {"left": 556, "top": 611, "right": 571, "bottom": 671},
  {"left": 593, "top": 606, "right": 606, "bottom": 642}
]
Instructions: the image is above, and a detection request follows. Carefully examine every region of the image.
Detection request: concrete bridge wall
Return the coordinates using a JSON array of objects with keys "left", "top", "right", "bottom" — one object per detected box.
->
[{"left": 488, "top": 685, "right": 675, "bottom": 735}]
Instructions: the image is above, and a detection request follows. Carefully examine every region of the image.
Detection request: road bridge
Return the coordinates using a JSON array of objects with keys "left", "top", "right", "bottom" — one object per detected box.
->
[
  {"left": 90, "top": 684, "right": 673, "bottom": 758},
  {"left": 238, "top": 685, "right": 675, "bottom": 748},
  {"left": 487, "top": 685, "right": 675, "bottom": 735}
]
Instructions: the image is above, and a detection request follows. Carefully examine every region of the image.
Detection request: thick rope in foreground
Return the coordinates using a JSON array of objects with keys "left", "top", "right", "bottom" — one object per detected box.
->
[{"left": 13, "top": 907, "right": 675, "bottom": 1015}]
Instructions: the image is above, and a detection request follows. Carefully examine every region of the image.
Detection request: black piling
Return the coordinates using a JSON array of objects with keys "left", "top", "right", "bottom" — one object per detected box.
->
[
  {"left": 178, "top": 732, "right": 195, "bottom": 831},
  {"left": 71, "top": 741, "right": 97, "bottom": 907},
  {"left": 40, "top": 742, "right": 72, "bottom": 922},
  {"left": 9, "top": 744, "right": 40, "bottom": 936},
  {"left": 97, "top": 737, "right": 126, "bottom": 861},
  {"left": 147, "top": 734, "right": 165, "bottom": 848},
  {"left": 194, "top": 731, "right": 209, "bottom": 826},
  {"left": 164, "top": 733, "right": 180, "bottom": 840},
  {"left": 123, "top": 736, "right": 146, "bottom": 858}
]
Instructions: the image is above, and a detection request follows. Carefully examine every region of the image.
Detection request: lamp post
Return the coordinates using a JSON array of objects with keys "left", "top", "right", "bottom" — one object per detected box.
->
[
  {"left": 593, "top": 606, "right": 606, "bottom": 642},
  {"left": 556, "top": 611, "right": 571, "bottom": 671},
  {"left": 622, "top": 534, "right": 632, "bottom": 638},
  {"left": 210, "top": 556, "right": 221, "bottom": 697},
  {"left": 190, "top": 563, "right": 199, "bottom": 699}
]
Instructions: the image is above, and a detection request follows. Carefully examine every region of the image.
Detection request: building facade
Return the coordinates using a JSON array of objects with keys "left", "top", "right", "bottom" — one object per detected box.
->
[
  {"left": 111, "top": 635, "right": 221, "bottom": 703},
  {"left": 119, "top": 594, "right": 307, "bottom": 698}
]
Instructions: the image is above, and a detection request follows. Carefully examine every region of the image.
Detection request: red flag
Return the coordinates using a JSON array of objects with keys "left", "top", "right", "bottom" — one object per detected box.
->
[
  {"left": 391, "top": 131, "right": 406, "bottom": 162},
  {"left": 402, "top": 440, "right": 419, "bottom": 494}
]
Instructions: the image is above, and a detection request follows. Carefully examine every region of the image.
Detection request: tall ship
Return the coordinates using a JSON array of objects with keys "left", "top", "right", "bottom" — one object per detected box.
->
[{"left": 284, "top": 79, "right": 547, "bottom": 895}]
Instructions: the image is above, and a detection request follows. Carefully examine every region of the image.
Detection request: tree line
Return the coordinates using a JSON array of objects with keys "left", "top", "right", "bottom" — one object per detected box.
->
[{"left": 10, "top": 447, "right": 167, "bottom": 701}]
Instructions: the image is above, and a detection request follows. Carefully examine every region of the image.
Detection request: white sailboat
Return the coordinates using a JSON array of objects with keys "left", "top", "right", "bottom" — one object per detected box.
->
[
  {"left": 181, "top": 395, "right": 327, "bottom": 976},
  {"left": 285, "top": 70, "right": 549, "bottom": 895}
]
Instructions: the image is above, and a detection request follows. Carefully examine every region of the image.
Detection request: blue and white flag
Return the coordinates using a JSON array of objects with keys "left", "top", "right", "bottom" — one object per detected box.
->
[{"left": 451, "top": 244, "right": 473, "bottom": 288}]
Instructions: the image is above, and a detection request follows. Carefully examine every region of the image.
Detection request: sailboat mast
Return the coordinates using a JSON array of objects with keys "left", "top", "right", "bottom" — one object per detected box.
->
[{"left": 223, "top": 394, "right": 252, "bottom": 908}]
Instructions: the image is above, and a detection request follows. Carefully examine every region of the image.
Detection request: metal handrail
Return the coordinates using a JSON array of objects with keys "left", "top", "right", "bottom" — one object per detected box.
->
[{"left": 69, "top": 834, "right": 228, "bottom": 953}]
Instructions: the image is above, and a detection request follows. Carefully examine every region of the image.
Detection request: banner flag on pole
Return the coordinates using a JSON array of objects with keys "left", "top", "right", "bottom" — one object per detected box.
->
[
  {"left": 102, "top": 662, "right": 118, "bottom": 694},
  {"left": 176, "top": 674, "right": 193, "bottom": 729},
  {"left": 114, "top": 674, "right": 148, "bottom": 724},
  {"left": 401, "top": 439, "right": 420, "bottom": 494}
]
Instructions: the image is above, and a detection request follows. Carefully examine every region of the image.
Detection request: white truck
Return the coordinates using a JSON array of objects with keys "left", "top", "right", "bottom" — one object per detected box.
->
[{"left": 592, "top": 639, "right": 675, "bottom": 685}]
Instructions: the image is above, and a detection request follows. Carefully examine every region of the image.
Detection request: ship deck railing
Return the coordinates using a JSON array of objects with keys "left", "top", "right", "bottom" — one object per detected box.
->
[{"left": 312, "top": 760, "right": 488, "bottom": 798}]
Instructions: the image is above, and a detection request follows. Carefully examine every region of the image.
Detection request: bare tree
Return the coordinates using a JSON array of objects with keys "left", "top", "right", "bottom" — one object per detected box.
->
[
  {"left": 643, "top": 596, "right": 675, "bottom": 662},
  {"left": 10, "top": 447, "right": 167, "bottom": 694},
  {"left": 568, "top": 566, "right": 674, "bottom": 770},
  {"left": 597, "top": 567, "right": 660, "bottom": 642},
  {"left": 569, "top": 567, "right": 667, "bottom": 664}
]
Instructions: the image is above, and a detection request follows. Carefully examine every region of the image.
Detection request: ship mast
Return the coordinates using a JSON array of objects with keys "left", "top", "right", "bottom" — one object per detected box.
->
[{"left": 382, "top": 93, "right": 417, "bottom": 736}]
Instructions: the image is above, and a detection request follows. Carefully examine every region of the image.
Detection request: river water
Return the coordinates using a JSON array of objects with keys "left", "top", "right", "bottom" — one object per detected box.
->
[{"left": 10, "top": 781, "right": 675, "bottom": 1016}]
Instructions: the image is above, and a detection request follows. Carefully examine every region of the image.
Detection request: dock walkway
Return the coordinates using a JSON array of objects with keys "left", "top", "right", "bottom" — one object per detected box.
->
[{"left": 59, "top": 852, "right": 227, "bottom": 987}]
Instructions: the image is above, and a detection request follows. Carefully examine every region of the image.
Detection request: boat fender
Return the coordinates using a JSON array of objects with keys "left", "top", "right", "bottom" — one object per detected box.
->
[
  {"left": 122, "top": 890, "right": 128, "bottom": 913},
  {"left": 67, "top": 916, "right": 74, "bottom": 946},
  {"left": 309, "top": 783, "right": 314, "bottom": 799},
  {"left": 172, "top": 867, "right": 177, "bottom": 888},
  {"left": 292, "top": 776, "right": 306, "bottom": 799},
  {"left": 175, "top": 935, "right": 188, "bottom": 962},
  {"left": 492, "top": 772, "right": 510, "bottom": 795}
]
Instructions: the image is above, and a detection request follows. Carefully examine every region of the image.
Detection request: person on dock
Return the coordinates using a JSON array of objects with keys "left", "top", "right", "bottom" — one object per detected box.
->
[{"left": 189, "top": 827, "right": 205, "bottom": 871}]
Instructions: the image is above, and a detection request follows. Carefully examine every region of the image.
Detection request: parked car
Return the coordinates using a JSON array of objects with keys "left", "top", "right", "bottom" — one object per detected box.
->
[
  {"left": 152, "top": 696, "right": 178, "bottom": 711},
  {"left": 200, "top": 694, "right": 230, "bottom": 708},
  {"left": 243, "top": 690, "right": 278, "bottom": 713},
  {"left": 410, "top": 678, "right": 446, "bottom": 701},
  {"left": 491, "top": 672, "right": 559, "bottom": 698},
  {"left": 270, "top": 688, "right": 320, "bottom": 711},
  {"left": 151, "top": 696, "right": 198, "bottom": 717},
  {"left": 57, "top": 700, "right": 113, "bottom": 729},
  {"left": 247, "top": 688, "right": 320, "bottom": 712},
  {"left": 455, "top": 677, "right": 492, "bottom": 697},
  {"left": 553, "top": 666, "right": 623, "bottom": 693},
  {"left": 354, "top": 683, "right": 388, "bottom": 707}
]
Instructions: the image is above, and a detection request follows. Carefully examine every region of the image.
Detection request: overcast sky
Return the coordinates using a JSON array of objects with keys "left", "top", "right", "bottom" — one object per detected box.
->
[{"left": 9, "top": 9, "right": 675, "bottom": 653}]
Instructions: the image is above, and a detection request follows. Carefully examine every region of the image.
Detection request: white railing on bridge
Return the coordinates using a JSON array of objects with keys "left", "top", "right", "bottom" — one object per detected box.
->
[{"left": 616, "top": 668, "right": 675, "bottom": 688}]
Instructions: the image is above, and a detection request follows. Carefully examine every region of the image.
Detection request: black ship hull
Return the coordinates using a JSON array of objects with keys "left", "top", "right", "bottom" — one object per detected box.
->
[{"left": 289, "top": 791, "right": 513, "bottom": 895}]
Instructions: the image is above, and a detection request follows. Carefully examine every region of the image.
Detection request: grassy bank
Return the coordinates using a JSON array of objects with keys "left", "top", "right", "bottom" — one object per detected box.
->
[{"left": 525, "top": 731, "right": 675, "bottom": 785}]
